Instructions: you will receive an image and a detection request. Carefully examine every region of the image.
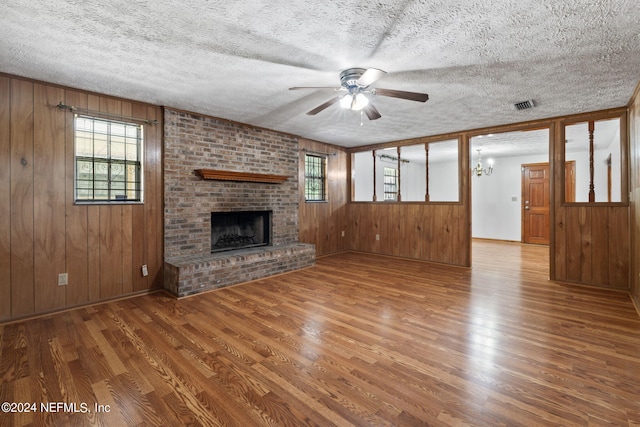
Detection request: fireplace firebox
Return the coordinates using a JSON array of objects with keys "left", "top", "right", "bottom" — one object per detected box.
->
[{"left": 211, "top": 210, "right": 272, "bottom": 253}]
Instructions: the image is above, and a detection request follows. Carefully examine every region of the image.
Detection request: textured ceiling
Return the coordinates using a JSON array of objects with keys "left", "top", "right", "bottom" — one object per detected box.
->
[{"left": 2, "top": 0, "right": 639, "bottom": 148}]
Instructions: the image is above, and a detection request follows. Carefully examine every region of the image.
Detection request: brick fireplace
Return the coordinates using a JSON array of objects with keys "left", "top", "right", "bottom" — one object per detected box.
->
[{"left": 163, "top": 109, "right": 315, "bottom": 297}]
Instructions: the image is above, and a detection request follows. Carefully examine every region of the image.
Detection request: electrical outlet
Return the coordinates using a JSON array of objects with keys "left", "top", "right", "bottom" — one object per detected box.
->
[
  {"left": 58, "top": 273, "right": 68, "bottom": 286},
  {"left": 141, "top": 264, "right": 149, "bottom": 277},
  {"left": 375, "top": 234, "right": 380, "bottom": 241},
  {"left": 341, "top": 230, "right": 345, "bottom": 237}
]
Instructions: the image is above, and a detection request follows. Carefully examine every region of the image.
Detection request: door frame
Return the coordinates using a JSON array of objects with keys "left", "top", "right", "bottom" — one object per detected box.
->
[{"left": 468, "top": 125, "right": 552, "bottom": 279}]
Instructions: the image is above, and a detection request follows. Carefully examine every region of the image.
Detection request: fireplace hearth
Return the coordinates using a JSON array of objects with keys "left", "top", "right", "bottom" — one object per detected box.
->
[{"left": 211, "top": 210, "right": 272, "bottom": 253}]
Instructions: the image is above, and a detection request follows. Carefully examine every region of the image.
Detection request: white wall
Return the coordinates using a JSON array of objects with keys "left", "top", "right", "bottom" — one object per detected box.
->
[
  {"left": 472, "top": 153, "right": 549, "bottom": 241},
  {"left": 400, "top": 160, "right": 426, "bottom": 201},
  {"left": 428, "top": 160, "right": 459, "bottom": 201},
  {"left": 610, "top": 126, "right": 622, "bottom": 202},
  {"left": 353, "top": 151, "right": 374, "bottom": 201}
]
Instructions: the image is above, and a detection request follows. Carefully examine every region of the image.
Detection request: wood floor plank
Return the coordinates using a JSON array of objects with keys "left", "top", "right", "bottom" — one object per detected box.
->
[{"left": 1, "top": 241, "right": 640, "bottom": 426}]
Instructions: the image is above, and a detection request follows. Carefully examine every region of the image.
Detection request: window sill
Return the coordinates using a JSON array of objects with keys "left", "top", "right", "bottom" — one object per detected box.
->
[{"left": 74, "top": 201, "right": 144, "bottom": 205}]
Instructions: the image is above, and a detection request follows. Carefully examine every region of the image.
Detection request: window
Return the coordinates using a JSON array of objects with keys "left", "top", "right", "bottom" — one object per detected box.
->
[
  {"left": 304, "top": 153, "right": 327, "bottom": 201},
  {"left": 383, "top": 167, "right": 398, "bottom": 201},
  {"left": 352, "top": 151, "right": 375, "bottom": 201},
  {"left": 425, "top": 139, "right": 459, "bottom": 202},
  {"left": 563, "top": 116, "right": 625, "bottom": 203},
  {"left": 351, "top": 139, "right": 460, "bottom": 203},
  {"left": 74, "top": 115, "right": 143, "bottom": 203}
]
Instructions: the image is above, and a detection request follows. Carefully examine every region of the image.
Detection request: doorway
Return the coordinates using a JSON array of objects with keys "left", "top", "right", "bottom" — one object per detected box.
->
[{"left": 471, "top": 128, "right": 550, "bottom": 243}]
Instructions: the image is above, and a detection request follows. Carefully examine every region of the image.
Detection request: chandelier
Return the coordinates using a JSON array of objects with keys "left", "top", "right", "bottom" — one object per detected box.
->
[{"left": 474, "top": 149, "right": 494, "bottom": 177}]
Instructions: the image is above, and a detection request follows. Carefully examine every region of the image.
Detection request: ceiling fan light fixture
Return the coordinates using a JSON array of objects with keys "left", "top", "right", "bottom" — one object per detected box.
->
[
  {"left": 340, "top": 93, "right": 369, "bottom": 111},
  {"left": 293, "top": 67, "right": 427, "bottom": 120}
]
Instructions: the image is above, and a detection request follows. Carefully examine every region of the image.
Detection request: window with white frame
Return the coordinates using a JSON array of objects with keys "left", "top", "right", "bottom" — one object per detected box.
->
[
  {"left": 74, "top": 115, "right": 143, "bottom": 203},
  {"left": 383, "top": 167, "right": 398, "bottom": 201}
]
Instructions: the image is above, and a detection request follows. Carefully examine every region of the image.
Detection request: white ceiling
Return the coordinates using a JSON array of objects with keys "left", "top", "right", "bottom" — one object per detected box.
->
[{"left": 2, "top": 0, "right": 639, "bottom": 148}]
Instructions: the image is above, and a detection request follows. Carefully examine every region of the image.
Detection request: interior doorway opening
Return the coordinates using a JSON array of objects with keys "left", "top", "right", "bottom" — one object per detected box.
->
[{"left": 470, "top": 128, "right": 550, "bottom": 244}]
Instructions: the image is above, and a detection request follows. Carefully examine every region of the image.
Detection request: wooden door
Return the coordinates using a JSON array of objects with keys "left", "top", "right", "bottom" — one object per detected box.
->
[{"left": 522, "top": 163, "right": 550, "bottom": 245}]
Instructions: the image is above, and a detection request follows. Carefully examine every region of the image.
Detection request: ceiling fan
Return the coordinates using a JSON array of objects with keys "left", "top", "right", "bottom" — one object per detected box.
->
[{"left": 289, "top": 68, "right": 429, "bottom": 120}]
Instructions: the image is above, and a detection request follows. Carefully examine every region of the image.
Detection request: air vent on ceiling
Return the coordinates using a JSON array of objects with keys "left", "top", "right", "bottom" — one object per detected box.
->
[{"left": 514, "top": 99, "right": 535, "bottom": 110}]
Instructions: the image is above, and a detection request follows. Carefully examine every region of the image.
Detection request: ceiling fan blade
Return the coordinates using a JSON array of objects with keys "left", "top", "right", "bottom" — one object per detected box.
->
[
  {"left": 374, "top": 88, "right": 429, "bottom": 102},
  {"left": 357, "top": 68, "right": 387, "bottom": 87},
  {"left": 306, "top": 96, "right": 341, "bottom": 115},
  {"left": 289, "top": 86, "right": 341, "bottom": 91},
  {"left": 363, "top": 103, "right": 382, "bottom": 120}
]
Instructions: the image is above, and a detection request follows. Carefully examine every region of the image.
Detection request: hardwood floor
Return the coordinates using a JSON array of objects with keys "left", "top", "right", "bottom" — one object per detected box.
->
[{"left": 1, "top": 241, "right": 639, "bottom": 426}]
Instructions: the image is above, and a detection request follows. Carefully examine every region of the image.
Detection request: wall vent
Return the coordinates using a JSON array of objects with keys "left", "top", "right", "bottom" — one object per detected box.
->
[{"left": 514, "top": 99, "right": 535, "bottom": 110}]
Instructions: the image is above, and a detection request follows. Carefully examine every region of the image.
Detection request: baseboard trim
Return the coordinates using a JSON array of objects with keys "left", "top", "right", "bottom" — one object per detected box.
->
[{"left": 0, "top": 288, "right": 163, "bottom": 325}]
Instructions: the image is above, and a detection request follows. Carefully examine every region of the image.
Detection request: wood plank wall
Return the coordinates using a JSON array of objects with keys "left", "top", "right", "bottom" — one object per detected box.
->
[
  {"left": 344, "top": 113, "right": 630, "bottom": 289},
  {"left": 0, "top": 74, "right": 163, "bottom": 322},
  {"left": 345, "top": 136, "right": 472, "bottom": 267},
  {"left": 298, "top": 139, "right": 348, "bottom": 256},
  {"left": 629, "top": 84, "right": 640, "bottom": 309},
  {"left": 552, "top": 110, "right": 630, "bottom": 289},
  {"left": 297, "top": 135, "right": 472, "bottom": 267},
  {"left": 347, "top": 203, "right": 471, "bottom": 266},
  {"left": 2, "top": 73, "right": 634, "bottom": 323}
]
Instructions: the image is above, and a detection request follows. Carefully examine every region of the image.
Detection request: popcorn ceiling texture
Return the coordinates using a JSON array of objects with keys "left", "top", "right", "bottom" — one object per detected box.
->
[{"left": 1, "top": 0, "right": 639, "bottom": 147}]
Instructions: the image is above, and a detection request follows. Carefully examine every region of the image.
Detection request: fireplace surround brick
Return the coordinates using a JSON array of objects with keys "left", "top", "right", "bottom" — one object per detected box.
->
[
  {"left": 163, "top": 108, "right": 315, "bottom": 296},
  {"left": 164, "top": 243, "right": 315, "bottom": 297}
]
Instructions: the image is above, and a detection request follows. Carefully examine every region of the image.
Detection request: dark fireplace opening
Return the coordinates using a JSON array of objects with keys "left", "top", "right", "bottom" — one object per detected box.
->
[{"left": 211, "top": 210, "right": 272, "bottom": 253}]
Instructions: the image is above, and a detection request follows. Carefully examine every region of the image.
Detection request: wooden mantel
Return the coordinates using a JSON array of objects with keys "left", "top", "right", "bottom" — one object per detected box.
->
[{"left": 194, "top": 169, "right": 289, "bottom": 184}]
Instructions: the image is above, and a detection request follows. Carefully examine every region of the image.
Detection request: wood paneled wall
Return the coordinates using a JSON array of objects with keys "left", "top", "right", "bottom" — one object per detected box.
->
[
  {"left": 344, "top": 113, "right": 631, "bottom": 288},
  {"left": 298, "top": 139, "right": 348, "bottom": 256},
  {"left": 2, "top": 73, "right": 634, "bottom": 323},
  {"left": 345, "top": 136, "right": 472, "bottom": 267},
  {"left": 0, "top": 75, "right": 163, "bottom": 322},
  {"left": 630, "top": 84, "right": 640, "bottom": 309},
  {"left": 347, "top": 203, "right": 470, "bottom": 266},
  {"left": 551, "top": 111, "right": 630, "bottom": 289}
]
